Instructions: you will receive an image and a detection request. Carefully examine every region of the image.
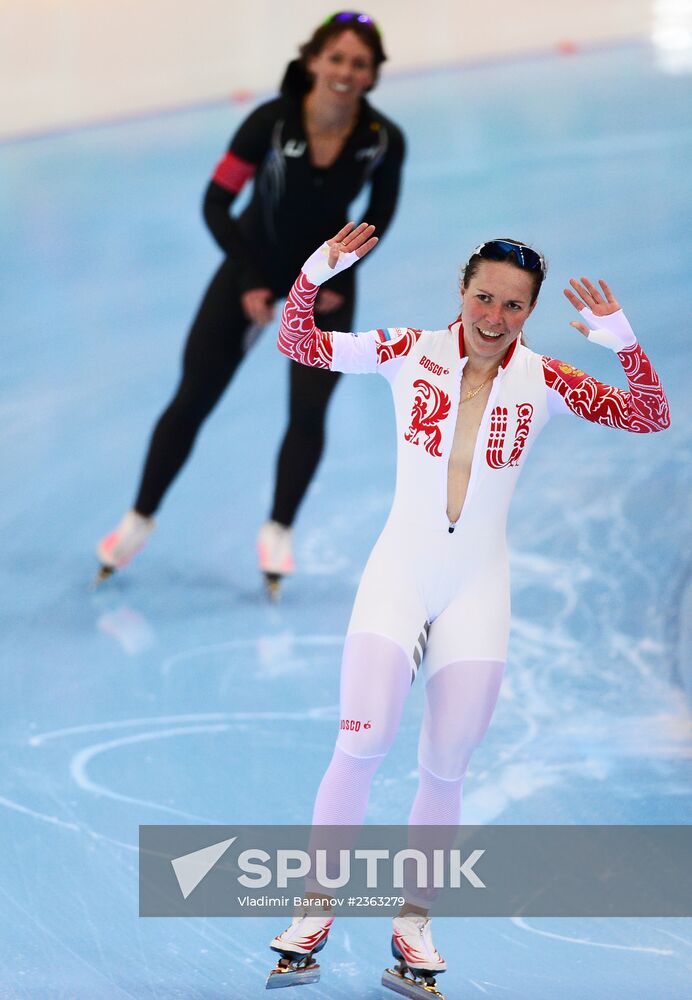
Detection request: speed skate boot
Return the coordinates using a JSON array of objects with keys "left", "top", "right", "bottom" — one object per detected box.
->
[
  {"left": 257, "top": 520, "right": 294, "bottom": 600},
  {"left": 94, "top": 509, "right": 155, "bottom": 585},
  {"left": 266, "top": 914, "right": 333, "bottom": 989},
  {"left": 382, "top": 914, "right": 447, "bottom": 999}
]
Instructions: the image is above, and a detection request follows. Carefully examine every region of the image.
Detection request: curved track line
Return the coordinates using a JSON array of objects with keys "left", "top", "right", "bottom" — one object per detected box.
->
[{"left": 511, "top": 916, "right": 674, "bottom": 954}]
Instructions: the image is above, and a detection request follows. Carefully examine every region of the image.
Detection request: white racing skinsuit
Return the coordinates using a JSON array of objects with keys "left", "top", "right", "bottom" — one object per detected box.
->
[{"left": 279, "top": 244, "right": 670, "bottom": 850}]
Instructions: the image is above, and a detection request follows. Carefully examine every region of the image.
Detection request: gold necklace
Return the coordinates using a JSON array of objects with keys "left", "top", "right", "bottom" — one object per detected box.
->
[{"left": 460, "top": 373, "right": 494, "bottom": 404}]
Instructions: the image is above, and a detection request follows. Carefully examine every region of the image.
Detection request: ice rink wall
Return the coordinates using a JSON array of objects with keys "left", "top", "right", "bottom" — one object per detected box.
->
[{"left": 1, "top": 0, "right": 657, "bottom": 139}]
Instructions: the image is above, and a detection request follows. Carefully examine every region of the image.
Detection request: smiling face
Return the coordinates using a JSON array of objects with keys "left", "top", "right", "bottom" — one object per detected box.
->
[
  {"left": 307, "top": 30, "right": 376, "bottom": 105},
  {"left": 460, "top": 260, "right": 537, "bottom": 365}
]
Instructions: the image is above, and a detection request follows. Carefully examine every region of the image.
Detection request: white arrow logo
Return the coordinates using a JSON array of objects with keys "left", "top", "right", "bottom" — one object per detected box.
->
[{"left": 171, "top": 837, "right": 236, "bottom": 899}]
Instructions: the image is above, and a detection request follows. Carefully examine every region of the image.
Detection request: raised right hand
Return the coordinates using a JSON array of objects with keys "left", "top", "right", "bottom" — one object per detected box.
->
[
  {"left": 326, "top": 221, "right": 378, "bottom": 269},
  {"left": 302, "top": 222, "right": 378, "bottom": 287},
  {"left": 303, "top": 222, "right": 377, "bottom": 285}
]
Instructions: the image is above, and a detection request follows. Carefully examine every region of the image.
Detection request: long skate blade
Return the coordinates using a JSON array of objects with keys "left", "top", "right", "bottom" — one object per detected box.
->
[
  {"left": 263, "top": 573, "right": 282, "bottom": 602},
  {"left": 265, "top": 962, "right": 320, "bottom": 989},
  {"left": 92, "top": 565, "right": 115, "bottom": 589},
  {"left": 382, "top": 967, "right": 444, "bottom": 999}
]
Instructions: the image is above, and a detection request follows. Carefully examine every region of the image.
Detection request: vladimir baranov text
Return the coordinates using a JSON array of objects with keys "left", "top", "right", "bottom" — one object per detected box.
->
[
  {"left": 236, "top": 896, "right": 407, "bottom": 910},
  {"left": 236, "top": 896, "right": 292, "bottom": 908}
]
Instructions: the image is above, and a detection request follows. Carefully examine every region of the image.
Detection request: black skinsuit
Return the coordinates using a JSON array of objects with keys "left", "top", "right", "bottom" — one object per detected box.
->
[{"left": 134, "top": 66, "right": 405, "bottom": 525}]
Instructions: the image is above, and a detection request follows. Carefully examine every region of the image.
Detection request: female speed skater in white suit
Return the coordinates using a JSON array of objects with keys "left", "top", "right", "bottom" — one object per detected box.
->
[{"left": 266, "top": 222, "right": 670, "bottom": 996}]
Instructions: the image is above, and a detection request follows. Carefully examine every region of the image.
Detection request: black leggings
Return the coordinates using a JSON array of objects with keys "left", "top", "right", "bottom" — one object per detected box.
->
[{"left": 134, "top": 257, "right": 354, "bottom": 526}]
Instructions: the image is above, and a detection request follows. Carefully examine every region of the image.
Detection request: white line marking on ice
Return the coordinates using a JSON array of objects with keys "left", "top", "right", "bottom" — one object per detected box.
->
[
  {"left": 0, "top": 794, "right": 81, "bottom": 832},
  {"left": 511, "top": 917, "right": 674, "bottom": 954},
  {"left": 161, "top": 634, "right": 343, "bottom": 675},
  {"left": 657, "top": 928, "right": 692, "bottom": 949},
  {"left": 0, "top": 793, "right": 138, "bottom": 852},
  {"left": 30, "top": 704, "right": 339, "bottom": 746},
  {"left": 69, "top": 724, "right": 229, "bottom": 819}
]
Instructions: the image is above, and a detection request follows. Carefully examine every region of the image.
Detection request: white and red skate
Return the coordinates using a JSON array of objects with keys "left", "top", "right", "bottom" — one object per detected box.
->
[
  {"left": 382, "top": 914, "right": 446, "bottom": 999},
  {"left": 266, "top": 914, "right": 333, "bottom": 989},
  {"left": 95, "top": 509, "right": 155, "bottom": 583},
  {"left": 257, "top": 520, "right": 294, "bottom": 600}
]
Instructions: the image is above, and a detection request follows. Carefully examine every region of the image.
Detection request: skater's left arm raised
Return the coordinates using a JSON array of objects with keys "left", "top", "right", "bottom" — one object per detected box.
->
[
  {"left": 542, "top": 277, "right": 670, "bottom": 432},
  {"left": 278, "top": 223, "right": 417, "bottom": 374}
]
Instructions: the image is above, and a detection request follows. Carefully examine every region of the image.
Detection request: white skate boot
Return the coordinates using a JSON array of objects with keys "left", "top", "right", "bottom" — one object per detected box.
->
[
  {"left": 266, "top": 914, "right": 333, "bottom": 989},
  {"left": 257, "top": 520, "right": 294, "bottom": 600},
  {"left": 382, "top": 914, "right": 446, "bottom": 999},
  {"left": 94, "top": 509, "right": 155, "bottom": 584}
]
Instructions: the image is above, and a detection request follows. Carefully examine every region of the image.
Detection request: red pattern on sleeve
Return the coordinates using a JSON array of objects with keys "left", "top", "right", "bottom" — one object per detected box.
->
[
  {"left": 211, "top": 152, "right": 257, "bottom": 193},
  {"left": 278, "top": 272, "right": 334, "bottom": 369},
  {"left": 542, "top": 343, "right": 670, "bottom": 433},
  {"left": 376, "top": 329, "right": 421, "bottom": 364}
]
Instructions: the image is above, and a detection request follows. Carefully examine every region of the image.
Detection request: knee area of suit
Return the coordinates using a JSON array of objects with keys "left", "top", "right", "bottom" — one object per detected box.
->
[
  {"left": 418, "top": 736, "right": 479, "bottom": 783},
  {"left": 337, "top": 729, "right": 392, "bottom": 760},
  {"left": 167, "top": 384, "right": 219, "bottom": 422}
]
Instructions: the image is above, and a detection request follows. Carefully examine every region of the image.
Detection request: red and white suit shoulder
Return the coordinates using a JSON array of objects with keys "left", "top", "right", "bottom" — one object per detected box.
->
[{"left": 278, "top": 268, "right": 420, "bottom": 374}]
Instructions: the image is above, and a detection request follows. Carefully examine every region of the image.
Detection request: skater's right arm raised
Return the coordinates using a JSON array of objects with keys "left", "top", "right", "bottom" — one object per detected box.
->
[{"left": 278, "top": 224, "right": 418, "bottom": 374}]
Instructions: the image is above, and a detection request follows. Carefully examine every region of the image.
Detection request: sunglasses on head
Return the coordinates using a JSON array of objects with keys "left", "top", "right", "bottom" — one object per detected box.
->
[
  {"left": 322, "top": 10, "right": 381, "bottom": 36},
  {"left": 472, "top": 239, "right": 546, "bottom": 277}
]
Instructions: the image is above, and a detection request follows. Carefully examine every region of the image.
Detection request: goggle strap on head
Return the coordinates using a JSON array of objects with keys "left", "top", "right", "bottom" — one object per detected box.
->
[
  {"left": 471, "top": 239, "right": 545, "bottom": 277},
  {"left": 321, "top": 10, "right": 381, "bottom": 36}
]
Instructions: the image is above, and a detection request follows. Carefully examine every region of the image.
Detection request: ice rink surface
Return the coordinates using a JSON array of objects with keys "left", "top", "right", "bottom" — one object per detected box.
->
[{"left": 2, "top": 41, "right": 692, "bottom": 999}]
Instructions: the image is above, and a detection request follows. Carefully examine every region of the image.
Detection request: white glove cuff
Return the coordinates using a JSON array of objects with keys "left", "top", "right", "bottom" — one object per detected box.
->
[
  {"left": 302, "top": 242, "right": 360, "bottom": 286},
  {"left": 581, "top": 307, "right": 637, "bottom": 352}
]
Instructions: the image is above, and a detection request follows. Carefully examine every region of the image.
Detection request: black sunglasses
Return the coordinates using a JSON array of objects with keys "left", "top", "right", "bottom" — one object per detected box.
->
[{"left": 472, "top": 239, "right": 546, "bottom": 277}]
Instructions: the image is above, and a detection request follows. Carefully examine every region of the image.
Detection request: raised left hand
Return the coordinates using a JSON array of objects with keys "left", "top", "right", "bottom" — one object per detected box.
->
[{"left": 564, "top": 277, "right": 621, "bottom": 337}]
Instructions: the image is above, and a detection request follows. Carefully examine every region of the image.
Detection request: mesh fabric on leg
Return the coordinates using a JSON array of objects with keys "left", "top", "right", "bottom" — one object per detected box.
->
[
  {"left": 403, "top": 659, "right": 505, "bottom": 908},
  {"left": 311, "top": 632, "right": 413, "bottom": 826},
  {"left": 417, "top": 658, "right": 505, "bottom": 788},
  {"left": 306, "top": 633, "right": 412, "bottom": 895}
]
